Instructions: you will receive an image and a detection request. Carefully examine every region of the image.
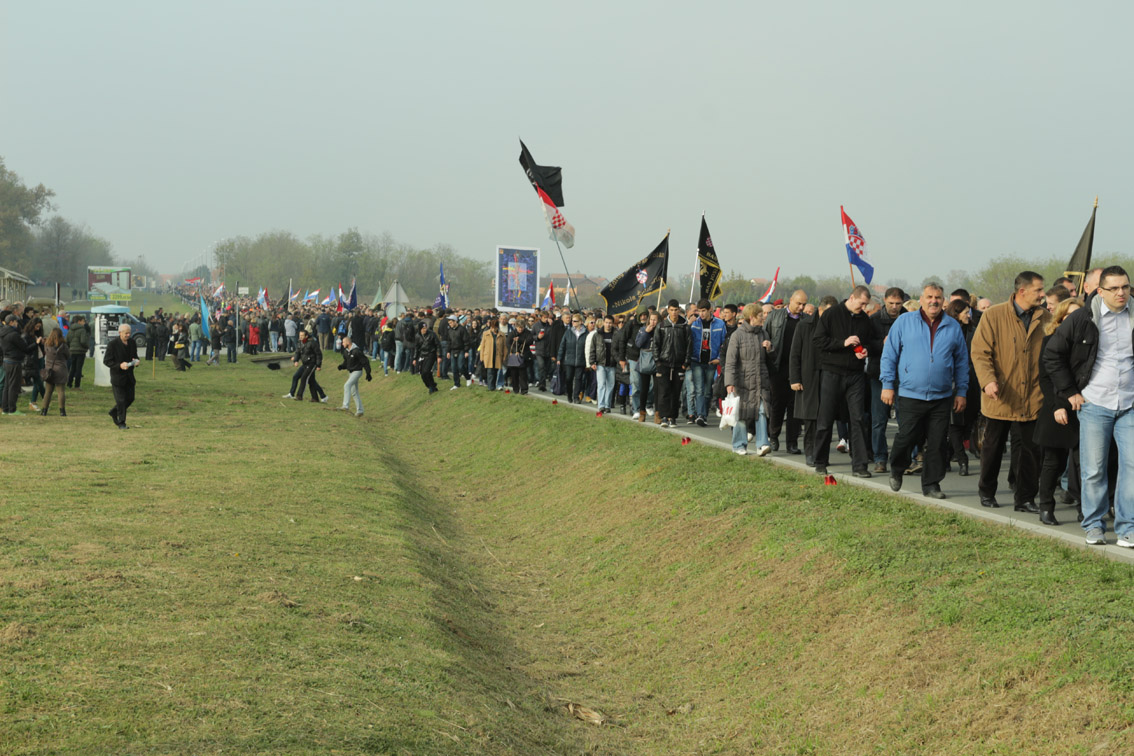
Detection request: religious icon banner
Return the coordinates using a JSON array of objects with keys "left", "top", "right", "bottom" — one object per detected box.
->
[{"left": 495, "top": 246, "right": 540, "bottom": 312}]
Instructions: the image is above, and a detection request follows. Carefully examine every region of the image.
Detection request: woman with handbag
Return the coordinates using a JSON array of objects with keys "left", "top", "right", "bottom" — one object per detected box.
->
[
  {"left": 40, "top": 327, "right": 70, "bottom": 416},
  {"left": 724, "top": 303, "right": 773, "bottom": 456},
  {"left": 506, "top": 317, "right": 534, "bottom": 394}
]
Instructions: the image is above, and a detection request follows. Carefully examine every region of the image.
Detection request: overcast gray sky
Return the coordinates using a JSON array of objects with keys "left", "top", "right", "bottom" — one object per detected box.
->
[{"left": 3, "top": 0, "right": 1132, "bottom": 286}]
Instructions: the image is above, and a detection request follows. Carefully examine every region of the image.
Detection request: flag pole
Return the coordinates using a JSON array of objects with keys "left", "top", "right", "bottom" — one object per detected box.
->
[
  {"left": 690, "top": 211, "right": 703, "bottom": 303},
  {"left": 551, "top": 235, "right": 582, "bottom": 310},
  {"left": 849, "top": 262, "right": 856, "bottom": 288}
]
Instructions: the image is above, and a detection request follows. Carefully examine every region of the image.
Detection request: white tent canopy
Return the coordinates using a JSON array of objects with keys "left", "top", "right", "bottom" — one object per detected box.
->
[{"left": 378, "top": 280, "right": 409, "bottom": 317}]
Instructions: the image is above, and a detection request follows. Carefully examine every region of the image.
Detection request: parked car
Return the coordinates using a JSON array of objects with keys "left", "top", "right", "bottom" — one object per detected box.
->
[{"left": 65, "top": 310, "right": 149, "bottom": 350}]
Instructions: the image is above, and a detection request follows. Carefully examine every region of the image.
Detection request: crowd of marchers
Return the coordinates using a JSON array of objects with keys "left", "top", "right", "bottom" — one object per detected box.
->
[{"left": 8, "top": 264, "right": 1134, "bottom": 549}]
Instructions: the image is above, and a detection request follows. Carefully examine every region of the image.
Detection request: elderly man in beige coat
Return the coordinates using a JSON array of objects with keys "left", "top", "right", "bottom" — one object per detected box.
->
[{"left": 969, "top": 271, "right": 1051, "bottom": 510}]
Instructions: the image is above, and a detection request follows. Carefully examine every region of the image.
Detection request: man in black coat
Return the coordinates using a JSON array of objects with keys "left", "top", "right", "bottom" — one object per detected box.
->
[
  {"left": 812, "top": 286, "right": 874, "bottom": 476},
  {"left": 294, "top": 330, "right": 326, "bottom": 402},
  {"left": 104, "top": 322, "right": 140, "bottom": 429},
  {"left": 764, "top": 290, "right": 809, "bottom": 454},
  {"left": 0, "top": 313, "right": 32, "bottom": 415},
  {"left": 653, "top": 299, "right": 691, "bottom": 428},
  {"left": 414, "top": 320, "right": 441, "bottom": 394}
]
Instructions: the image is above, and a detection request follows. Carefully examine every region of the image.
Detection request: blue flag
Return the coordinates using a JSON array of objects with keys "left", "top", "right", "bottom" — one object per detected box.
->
[
  {"left": 434, "top": 263, "right": 449, "bottom": 309},
  {"left": 199, "top": 296, "right": 211, "bottom": 339}
]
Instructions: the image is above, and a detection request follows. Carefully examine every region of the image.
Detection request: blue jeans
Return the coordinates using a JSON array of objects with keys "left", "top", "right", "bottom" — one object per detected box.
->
[
  {"left": 1079, "top": 403, "right": 1134, "bottom": 535},
  {"left": 869, "top": 377, "right": 891, "bottom": 463},
  {"left": 394, "top": 342, "right": 407, "bottom": 372},
  {"left": 382, "top": 351, "right": 391, "bottom": 375},
  {"left": 286, "top": 334, "right": 297, "bottom": 352},
  {"left": 682, "top": 370, "right": 696, "bottom": 416},
  {"left": 628, "top": 359, "right": 641, "bottom": 411},
  {"left": 595, "top": 366, "right": 615, "bottom": 410},
  {"left": 269, "top": 332, "right": 280, "bottom": 352},
  {"left": 226, "top": 344, "right": 237, "bottom": 363},
  {"left": 190, "top": 340, "right": 203, "bottom": 361},
  {"left": 689, "top": 362, "right": 715, "bottom": 418},
  {"left": 450, "top": 352, "right": 466, "bottom": 385},
  {"left": 732, "top": 404, "right": 769, "bottom": 450}
]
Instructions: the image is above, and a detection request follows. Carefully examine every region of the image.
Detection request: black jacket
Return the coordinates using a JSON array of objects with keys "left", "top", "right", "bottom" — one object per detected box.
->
[
  {"left": 296, "top": 338, "right": 322, "bottom": 368},
  {"left": 550, "top": 320, "right": 567, "bottom": 358},
  {"left": 532, "top": 321, "right": 552, "bottom": 357},
  {"left": 867, "top": 308, "right": 901, "bottom": 379},
  {"left": 1034, "top": 334, "right": 1078, "bottom": 449},
  {"left": 557, "top": 326, "right": 588, "bottom": 367},
  {"left": 338, "top": 344, "right": 372, "bottom": 378},
  {"left": 0, "top": 324, "right": 29, "bottom": 362},
  {"left": 103, "top": 337, "right": 139, "bottom": 386},
  {"left": 509, "top": 329, "right": 534, "bottom": 363},
  {"left": 448, "top": 323, "right": 470, "bottom": 352},
  {"left": 1043, "top": 299, "right": 1134, "bottom": 399},
  {"left": 813, "top": 301, "right": 873, "bottom": 375},
  {"left": 614, "top": 320, "right": 642, "bottom": 362},
  {"left": 415, "top": 330, "right": 440, "bottom": 360},
  {"left": 588, "top": 328, "right": 617, "bottom": 367},
  {"left": 653, "top": 316, "right": 690, "bottom": 367}
]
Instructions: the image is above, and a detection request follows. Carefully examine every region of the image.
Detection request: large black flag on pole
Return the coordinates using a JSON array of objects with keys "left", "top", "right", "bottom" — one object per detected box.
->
[
  {"left": 1064, "top": 197, "right": 1097, "bottom": 295},
  {"left": 518, "top": 139, "right": 574, "bottom": 248},
  {"left": 600, "top": 233, "right": 670, "bottom": 318},
  {"left": 697, "top": 214, "right": 723, "bottom": 301}
]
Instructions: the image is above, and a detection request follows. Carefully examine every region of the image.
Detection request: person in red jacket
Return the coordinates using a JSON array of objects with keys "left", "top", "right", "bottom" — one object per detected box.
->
[{"left": 248, "top": 322, "right": 260, "bottom": 356}]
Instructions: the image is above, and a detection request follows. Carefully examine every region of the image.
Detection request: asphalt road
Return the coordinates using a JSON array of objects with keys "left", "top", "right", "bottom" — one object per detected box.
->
[{"left": 514, "top": 386, "right": 1134, "bottom": 564}]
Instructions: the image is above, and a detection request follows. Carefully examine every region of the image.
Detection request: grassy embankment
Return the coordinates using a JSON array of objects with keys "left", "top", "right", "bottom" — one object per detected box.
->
[{"left": 2, "top": 360, "right": 1134, "bottom": 754}]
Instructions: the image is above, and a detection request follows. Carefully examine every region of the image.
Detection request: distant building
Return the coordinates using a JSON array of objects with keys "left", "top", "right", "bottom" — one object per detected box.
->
[
  {"left": 0, "top": 265, "right": 34, "bottom": 303},
  {"left": 539, "top": 272, "right": 609, "bottom": 306}
]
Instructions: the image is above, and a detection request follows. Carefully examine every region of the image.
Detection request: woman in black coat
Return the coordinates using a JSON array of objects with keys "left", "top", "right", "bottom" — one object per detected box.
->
[
  {"left": 1034, "top": 298, "right": 1083, "bottom": 526},
  {"left": 507, "top": 318, "right": 535, "bottom": 395},
  {"left": 788, "top": 309, "right": 822, "bottom": 465},
  {"left": 23, "top": 318, "right": 45, "bottom": 412},
  {"left": 946, "top": 300, "right": 982, "bottom": 476}
]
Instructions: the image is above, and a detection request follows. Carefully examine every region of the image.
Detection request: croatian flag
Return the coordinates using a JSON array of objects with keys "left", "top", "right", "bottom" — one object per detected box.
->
[
  {"left": 841, "top": 206, "right": 874, "bottom": 284},
  {"left": 304, "top": 289, "right": 320, "bottom": 302},
  {"left": 321, "top": 289, "right": 336, "bottom": 305},
  {"left": 542, "top": 281, "right": 555, "bottom": 309},
  {"left": 257, "top": 288, "right": 268, "bottom": 309},
  {"left": 758, "top": 267, "right": 781, "bottom": 304},
  {"left": 212, "top": 283, "right": 225, "bottom": 298}
]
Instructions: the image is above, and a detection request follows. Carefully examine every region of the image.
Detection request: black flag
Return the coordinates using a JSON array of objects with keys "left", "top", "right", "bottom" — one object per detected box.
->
[
  {"left": 600, "top": 234, "right": 670, "bottom": 318},
  {"left": 697, "top": 214, "right": 722, "bottom": 301},
  {"left": 1065, "top": 199, "right": 1097, "bottom": 291},
  {"left": 518, "top": 139, "right": 565, "bottom": 207}
]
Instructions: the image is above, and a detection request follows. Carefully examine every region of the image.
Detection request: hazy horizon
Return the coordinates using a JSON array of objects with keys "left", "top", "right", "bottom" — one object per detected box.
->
[{"left": 3, "top": 1, "right": 1133, "bottom": 286}]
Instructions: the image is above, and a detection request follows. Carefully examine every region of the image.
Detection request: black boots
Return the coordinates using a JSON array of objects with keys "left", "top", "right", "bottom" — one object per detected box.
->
[
  {"left": 1038, "top": 502, "right": 1060, "bottom": 526},
  {"left": 957, "top": 459, "right": 969, "bottom": 476}
]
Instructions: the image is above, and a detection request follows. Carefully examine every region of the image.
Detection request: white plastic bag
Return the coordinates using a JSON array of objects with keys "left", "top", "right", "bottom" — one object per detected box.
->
[{"left": 720, "top": 392, "right": 740, "bottom": 429}]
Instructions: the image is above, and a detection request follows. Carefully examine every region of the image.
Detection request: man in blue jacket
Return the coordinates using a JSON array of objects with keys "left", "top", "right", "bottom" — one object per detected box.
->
[
  {"left": 880, "top": 283, "right": 970, "bottom": 499},
  {"left": 687, "top": 298, "right": 726, "bottom": 426}
]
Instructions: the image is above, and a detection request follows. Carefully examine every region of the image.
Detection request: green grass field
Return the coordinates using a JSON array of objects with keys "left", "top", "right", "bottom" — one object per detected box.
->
[{"left": 3, "top": 359, "right": 1134, "bottom": 754}]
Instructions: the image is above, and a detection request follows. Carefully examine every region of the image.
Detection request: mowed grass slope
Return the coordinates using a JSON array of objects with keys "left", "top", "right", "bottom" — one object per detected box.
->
[{"left": 3, "top": 359, "right": 1134, "bottom": 754}]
